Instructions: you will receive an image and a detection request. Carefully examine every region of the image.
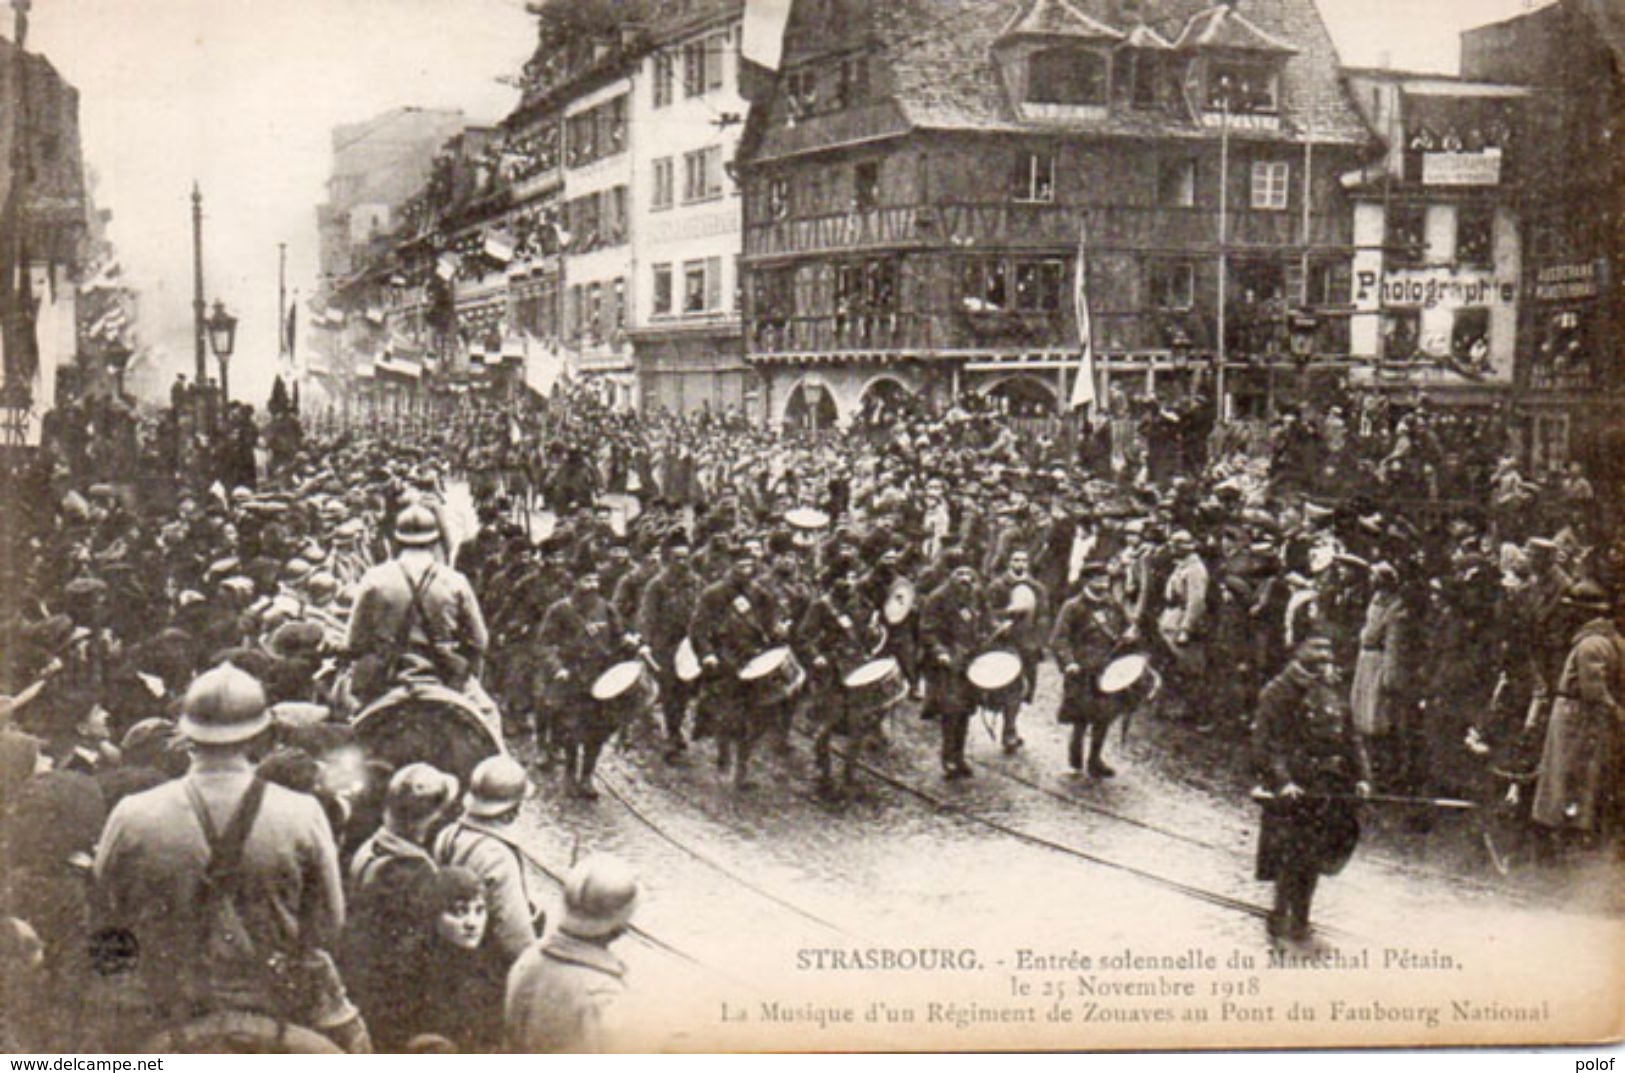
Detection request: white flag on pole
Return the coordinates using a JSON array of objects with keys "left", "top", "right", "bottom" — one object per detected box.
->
[
  {"left": 1069, "top": 217, "right": 1097, "bottom": 411},
  {"left": 742, "top": 0, "right": 793, "bottom": 71}
]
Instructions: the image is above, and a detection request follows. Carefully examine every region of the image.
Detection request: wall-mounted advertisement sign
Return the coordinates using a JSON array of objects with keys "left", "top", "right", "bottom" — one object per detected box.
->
[
  {"left": 1421, "top": 149, "right": 1503, "bottom": 186},
  {"left": 1532, "top": 261, "right": 1602, "bottom": 303},
  {"left": 1355, "top": 268, "right": 1517, "bottom": 310}
]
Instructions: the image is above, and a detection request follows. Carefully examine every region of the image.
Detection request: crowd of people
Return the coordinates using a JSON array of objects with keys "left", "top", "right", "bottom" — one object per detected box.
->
[{"left": 0, "top": 372, "right": 1620, "bottom": 1051}]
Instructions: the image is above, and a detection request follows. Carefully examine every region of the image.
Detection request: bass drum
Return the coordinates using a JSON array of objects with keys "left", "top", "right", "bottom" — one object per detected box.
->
[{"left": 353, "top": 683, "right": 504, "bottom": 788}]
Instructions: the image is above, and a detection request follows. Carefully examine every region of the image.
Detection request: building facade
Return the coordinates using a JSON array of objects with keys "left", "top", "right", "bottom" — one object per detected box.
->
[
  {"left": 628, "top": 1, "right": 755, "bottom": 418},
  {"left": 1340, "top": 68, "right": 1530, "bottom": 405},
  {"left": 736, "top": 0, "right": 1374, "bottom": 428},
  {"left": 1460, "top": 0, "right": 1625, "bottom": 480},
  {"left": 0, "top": 37, "right": 89, "bottom": 445}
]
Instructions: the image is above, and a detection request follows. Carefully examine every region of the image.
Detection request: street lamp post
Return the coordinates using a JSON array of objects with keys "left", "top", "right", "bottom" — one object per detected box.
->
[{"left": 207, "top": 299, "right": 238, "bottom": 406}]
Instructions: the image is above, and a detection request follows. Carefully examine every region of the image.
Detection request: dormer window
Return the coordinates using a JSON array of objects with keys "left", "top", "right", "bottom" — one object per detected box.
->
[
  {"left": 1027, "top": 47, "right": 1108, "bottom": 106},
  {"left": 1206, "top": 58, "right": 1279, "bottom": 114}
]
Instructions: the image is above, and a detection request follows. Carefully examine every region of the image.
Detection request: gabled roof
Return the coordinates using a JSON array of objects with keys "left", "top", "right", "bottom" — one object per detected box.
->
[
  {"left": 1121, "top": 22, "right": 1175, "bottom": 48},
  {"left": 996, "top": 0, "right": 1126, "bottom": 43},
  {"left": 752, "top": 0, "right": 1373, "bottom": 162},
  {"left": 1174, "top": 3, "right": 1298, "bottom": 52}
]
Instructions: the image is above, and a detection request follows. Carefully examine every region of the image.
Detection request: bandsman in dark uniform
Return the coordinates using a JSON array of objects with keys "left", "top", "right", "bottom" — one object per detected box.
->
[
  {"left": 1050, "top": 563, "right": 1131, "bottom": 776},
  {"left": 795, "top": 553, "right": 886, "bottom": 794},
  {"left": 984, "top": 548, "right": 1049, "bottom": 752},
  {"left": 688, "top": 536, "right": 788, "bottom": 790},
  {"left": 534, "top": 557, "right": 636, "bottom": 798},
  {"left": 637, "top": 531, "right": 701, "bottom": 760},
  {"left": 1252, "top": 634, "right": 1372, "bottom": 940},
  {"left": 921, "top": 552, "right": 990, "bottom": 779}
]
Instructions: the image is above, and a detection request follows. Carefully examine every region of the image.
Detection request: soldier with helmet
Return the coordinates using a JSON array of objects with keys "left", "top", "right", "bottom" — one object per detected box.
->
[
  {"left": 92, "top": 663, "right": 360, "bottom": 1051},
  {"left": 433, "top": 755, "right": 545, "bottom": 966},
  {"left": 505, "top": 853, "right": 639, "bottom": 1053},
  {"left": 345, "top": 503, "right": 491, "bottom": 728}
]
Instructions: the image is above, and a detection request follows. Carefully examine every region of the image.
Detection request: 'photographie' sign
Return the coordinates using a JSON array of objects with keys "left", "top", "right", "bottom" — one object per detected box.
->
[
  {"left": 1355, "top": 269, "right": 1517, "bottom": 311},
  {"left": 1421, "top": 150, "right": 1503, "bottom": 186}
]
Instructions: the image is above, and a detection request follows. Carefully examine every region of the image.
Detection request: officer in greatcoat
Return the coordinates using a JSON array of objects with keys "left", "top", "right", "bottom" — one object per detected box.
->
[{"left": 1252, "top": 634, "right": 1372, "bottom": 941}]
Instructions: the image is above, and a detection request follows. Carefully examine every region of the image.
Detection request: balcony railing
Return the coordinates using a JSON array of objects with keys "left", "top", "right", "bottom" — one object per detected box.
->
[
  {"left": 748, "top": 306, "right": 1353, "bottom": 359},
  {"left": 745, "top": 202, "right": 1351, "bottom": 259}
]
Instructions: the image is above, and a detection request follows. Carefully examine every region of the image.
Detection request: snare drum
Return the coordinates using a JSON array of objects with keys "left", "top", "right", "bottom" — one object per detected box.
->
[
  {"left": 738, "top": 646, "right": 807, "bottom": 706},
  {"left": 842, "top": 656, "right": 909, "bottom": 716},
  {"left": 591, "top": 659, "right": 660, "bottom": 722},
  {"left": 966, "top": 650, "right": 1023, "bottom": 706},
  {"left": 674, "top": 637, "right": 701, "bottom": 683},
  {"left": 1098, "top": 652, "right": 1161, "bottom": 700}
]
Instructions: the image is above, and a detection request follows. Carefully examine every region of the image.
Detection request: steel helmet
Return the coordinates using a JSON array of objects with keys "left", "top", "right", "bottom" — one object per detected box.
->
[
  {"left": 394, "top": 504, "right": 441, "bottom": 546},
  {"left": 560, "top": 853, "right": 639, "bottom": 940},
  {"left": 180, "top": 662, "right": 270, "bottom": 745},
  {"left": 463, "top": 755, "right": 530, "bottom": 818}
]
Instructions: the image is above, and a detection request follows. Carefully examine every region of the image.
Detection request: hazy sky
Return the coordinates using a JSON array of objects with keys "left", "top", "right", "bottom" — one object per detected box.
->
[{"left": 26, "top": 0, "right": 1544, "bottom": 403}]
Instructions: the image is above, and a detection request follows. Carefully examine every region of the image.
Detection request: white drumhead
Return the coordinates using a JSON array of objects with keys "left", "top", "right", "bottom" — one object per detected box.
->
[
  {"left": 739, "top": 646, "right": 791, "bottom": 681},
  {"left": 592, "top": 661, "right": 644, "bottom": 701},
  {"left": 967, "top": 650, "right": 1022, "bottom": 690},
  {"left": 675, "top": 637, "right": 700, "bottom": 682},
  {"left": 785, "top": 507, "right": 830, "bottom": 531},
  {"left": 1098, "top": 653, "right": 1149, "bottom": 694},
  {"left": 844, "top": 657, "right": 899, "bottom": 689}
]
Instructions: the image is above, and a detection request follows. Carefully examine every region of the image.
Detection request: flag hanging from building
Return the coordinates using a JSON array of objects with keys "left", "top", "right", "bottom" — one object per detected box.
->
[
  {"left": 740, "top": 0, "right": 793, "bottom": 100},
  {"left": 483, "top": 228, "right": 516, "bottom": 265},
  {"left": 436, "top": 253, "right": 461, "bottom": 281},
  {"left": 1069, "top": 219, "right": 1097, "bottom": 411},
  {"left": 282, "top": 302, "right": 297, "bottom": 362}
]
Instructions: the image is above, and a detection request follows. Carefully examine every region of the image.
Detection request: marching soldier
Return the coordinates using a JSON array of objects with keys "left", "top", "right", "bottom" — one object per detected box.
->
[
  {"left": 534, "top": 556, "right": 636, "bottom": 798},
  {"left": 637, "top": 531, "right": 701, "bottom": 760},
  {"left": 1051, "top": 563, "right": 1131, "bottom": 776},
  {"left": 688, "top": 536, "right": 788, "bottom": 790},
  {"left": 984, "top": 548, "right": 1049, "bottom": 752},
  {"left": 1252, "top": 634, "right": 1372, "bottom": 941},
  {"left": 921, "top": 553, "right": 990, "bottom": 779},
  {"left": 795, "top": 553, "right": 885, "bottom": 793}
]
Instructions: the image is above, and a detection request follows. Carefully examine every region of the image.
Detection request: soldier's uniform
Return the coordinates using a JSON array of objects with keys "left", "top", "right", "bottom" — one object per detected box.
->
[
  {"left": 1252, "top": 644, "right": 1372, "bottom": 940},
  {"left": 920, "top": 567, "right": 990, "bottom": 778}
]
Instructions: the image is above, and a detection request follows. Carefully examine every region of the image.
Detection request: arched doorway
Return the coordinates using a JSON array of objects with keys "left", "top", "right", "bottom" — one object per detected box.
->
[
  {"left": 982, "top": 374, "right": 1059, "bottom": 417},
  {"left": 783, "top": 381, "right": 839, "bottom": 430},
  {"left": 856, "top": 376, "right": 915, "bottom": 426}
]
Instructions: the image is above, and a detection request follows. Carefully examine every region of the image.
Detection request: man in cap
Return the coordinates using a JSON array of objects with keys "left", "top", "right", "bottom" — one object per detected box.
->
[
  {"left": 534, "top": 555, "right": 637, "bottom": 798},
  {"left": 637, "top": 530, "right": 702, "bottom": 760},
  {"left": 1530, "top": 582, "right": 1625, "bottom": 849},
  {"left": 984, "top": 547, "right": 1049, "bottom": 752},
  {"left": 505, "top": 853, "right": 638, "bottom": 1053},
  {"left": 1252, "top": 635, "right": 1372, "bottom": 941},
  {"left": 1051, "top": 563, "right": 1132, "bottom": 776},
  {"left": 1157, "top": 529, "right": 1210, "bottom": 716},
  {"left": 93, "top": 663, "right": 359, "bottom": 1050},
  {"left": 921, "top": 552, "right": 990, "bottom": 778},
  {"left": 688, "top": 535, "right": 788, "bottom": 790},
  {"left": 433, "top": 755, "right": 544, "bottom": 966}
]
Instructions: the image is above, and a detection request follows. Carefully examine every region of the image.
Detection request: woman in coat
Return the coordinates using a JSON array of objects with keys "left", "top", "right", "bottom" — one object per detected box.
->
[{"left": 1349, "top": 562, "right": 1410, "bottom": 782}]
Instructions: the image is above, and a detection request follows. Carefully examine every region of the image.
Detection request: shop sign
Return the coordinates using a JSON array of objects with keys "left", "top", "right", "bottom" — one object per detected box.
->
[
  {"left": 1355, "top": 268, "right": 1516, "bottom": 310},
  {"left": 1532, "top": 261, "right": 1602, "bottom": 303},
  {"left": 1421, "top": 150, "right": 1502, "bottom": 186}
]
